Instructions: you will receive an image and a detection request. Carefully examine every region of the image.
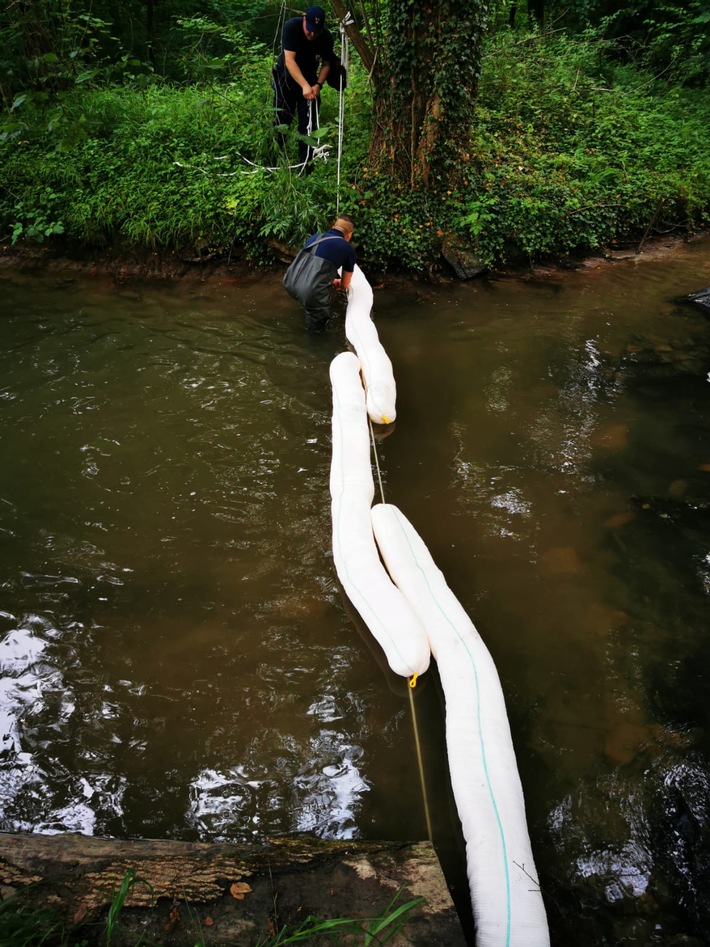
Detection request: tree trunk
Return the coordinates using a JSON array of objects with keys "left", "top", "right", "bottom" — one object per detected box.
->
[{"left": 369, "top": 0, "right": 489, "bottom": 189}]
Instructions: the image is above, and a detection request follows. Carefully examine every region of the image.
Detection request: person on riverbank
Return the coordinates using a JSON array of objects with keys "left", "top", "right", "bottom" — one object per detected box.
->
[
  {"left": 272, "top": 6, "right": 335, "bottom": 174},
  {"left": 284, "top": 215, "right": 356, "bottom": 332}
]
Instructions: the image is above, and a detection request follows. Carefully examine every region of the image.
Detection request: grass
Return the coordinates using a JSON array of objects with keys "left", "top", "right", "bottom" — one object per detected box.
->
[
  {"left": 0, "top": 888, "right": 65, "bottom": 947},
  {"left": 254, "top": 889, "right": 425, "bottom": 945}
]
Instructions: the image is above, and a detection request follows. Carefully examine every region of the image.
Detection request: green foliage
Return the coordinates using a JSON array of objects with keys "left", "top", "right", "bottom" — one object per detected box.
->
[
  {"left": 0, "top": 3, "right": 158, "bottom": 151},
  {"left": 494, "top": 0, "right": 710, "bottom": 87},
  {"left": 0, "top": 50, "right": 375, "bottom": 258},
  {"left": 0, "top": 0, "right": 283, "bottom": 91},
  {"left": 0, "top": 24, "right": 708, "bottom": 272},
  {"left": 451, "top": 29, "right": 710, "bottom": 264},
  {"left": 105, "top": 870, "right": 154, "bottom": 946},
  {"left": 350, "top": 174, "right": 445, "bottom": 273},
  {"left": 0, "top": 6, "right": 147, "bottom": 102},
  {"left": 255, "top": 889, "right": 425, "bottom": 945},
  {"left": 0, "top": 888, "right": 65, "bottom": 947},
  {"left": 11, "top": 202, "right": 65, "bottom": 245},
  {"left": 349, "top": 27, "right": 710, "bottom": 270},
  {"left": 1, "top": 79, "right": 268, "bottom": 252},
  {"left": 601, "top": 0, "right": 710, "bottom": 86},
  {"left": 172, "top": 15, "right": 268, "bottom": 82}
]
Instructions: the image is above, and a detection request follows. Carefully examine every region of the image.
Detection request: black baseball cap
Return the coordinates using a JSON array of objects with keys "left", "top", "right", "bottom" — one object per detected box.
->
[{"left": 305, "top": 5, "right": 326, "bottom": 33}]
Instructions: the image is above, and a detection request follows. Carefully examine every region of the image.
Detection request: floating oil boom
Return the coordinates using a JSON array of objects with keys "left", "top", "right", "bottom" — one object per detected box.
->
[
  {"left": 371, "top": 502, "right": 550, "bottom": 946},
  {"left": 329, "top": 351, "right": 430, "bottom": 679},
  {"left": 343, "top": 264, "right": 397, "bottom": 425},
  {"left": 328, "top": 267, "right": 550, "bottom": 946}
]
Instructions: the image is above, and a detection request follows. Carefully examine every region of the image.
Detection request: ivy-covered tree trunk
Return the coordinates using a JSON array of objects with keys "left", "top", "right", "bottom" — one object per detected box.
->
[{"left": 369, "top": 0, "right": 489, "bottom": 189}]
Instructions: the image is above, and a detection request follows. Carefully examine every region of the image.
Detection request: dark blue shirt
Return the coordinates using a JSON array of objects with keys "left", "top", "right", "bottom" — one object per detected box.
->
[
  {"left": 277, "top": 17, "right": 335, "bottom": 86},
  {"left": 305, "top": 229, "right": 356, "bottom": 274}
]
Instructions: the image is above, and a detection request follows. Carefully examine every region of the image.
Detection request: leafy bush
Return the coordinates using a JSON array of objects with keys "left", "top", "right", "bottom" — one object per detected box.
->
[
  {"left": 597, "top": 0, "right": 710, "bottom": 86},
  {"left": 452, "top": 30, "right": 710, "bottom": 264}
]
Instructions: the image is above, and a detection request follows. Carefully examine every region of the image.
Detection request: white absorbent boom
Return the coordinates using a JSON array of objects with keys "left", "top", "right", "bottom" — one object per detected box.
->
[
  {"left": 370, "top": 503, "right": 550, "bottom": 947},
  {"left": 329, "top": 351, "right": 430, "bottom": 679},
  {"left": 329, "top": 265, "right": 550, "bottom": 946},
  {"left": 344, "top": 264, "right": 397, "bottom": 425}
]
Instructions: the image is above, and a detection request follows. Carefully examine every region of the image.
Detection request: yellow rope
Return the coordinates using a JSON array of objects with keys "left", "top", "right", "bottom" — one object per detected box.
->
[
  {"left": 408, "top": 683, "right": 434, "bottom": 843},
  {"left": 369, "top": 417, "right": 433, "bottom": 842}
]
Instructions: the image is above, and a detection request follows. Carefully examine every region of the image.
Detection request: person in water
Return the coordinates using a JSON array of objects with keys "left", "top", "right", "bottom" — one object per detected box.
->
[{"left": 298, "top": 215, "right": 357, "bottom": 331}]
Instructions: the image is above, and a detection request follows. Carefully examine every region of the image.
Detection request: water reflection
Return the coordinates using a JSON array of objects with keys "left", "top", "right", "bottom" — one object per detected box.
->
[
  {"left": 187, "top": 695, "right": 369, "bottom": 841},
  {"left": 1, "top": 246, "right": 710, "bottom": 944},
  {"left": 0, "top": 617, "right": 128, "bottom": 836}
]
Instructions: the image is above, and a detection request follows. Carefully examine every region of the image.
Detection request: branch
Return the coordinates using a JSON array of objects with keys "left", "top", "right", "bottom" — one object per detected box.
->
[
  {"left": 330, "top": 0, "right": 376, "bottom": 76},
  {"left": 636, "top": 197, "right": 665, "bottom": 253}
]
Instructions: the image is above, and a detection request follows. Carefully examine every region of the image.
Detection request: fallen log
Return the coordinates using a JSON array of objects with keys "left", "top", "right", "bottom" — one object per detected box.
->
[{"left": 0, "top": 832, "right": 466, "bottom": 946}]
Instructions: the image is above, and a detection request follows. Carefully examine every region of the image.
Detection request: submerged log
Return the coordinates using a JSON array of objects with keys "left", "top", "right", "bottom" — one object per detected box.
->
[{"left": 0, "top": 832, "right": 466, "bottom": 946}]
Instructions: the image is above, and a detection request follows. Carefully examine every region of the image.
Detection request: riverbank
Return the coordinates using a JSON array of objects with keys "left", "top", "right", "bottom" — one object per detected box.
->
[
  {"left": 2, "top": 29, "right": 709, "bottom": 280},
  {"left": 2, "top": 230, "right": 707, "bottom": 289}
]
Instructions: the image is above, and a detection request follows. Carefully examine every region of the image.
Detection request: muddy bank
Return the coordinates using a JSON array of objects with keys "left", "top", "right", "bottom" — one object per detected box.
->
[{"left": 1, "top": 230, "right": 707, "bottom": 289}]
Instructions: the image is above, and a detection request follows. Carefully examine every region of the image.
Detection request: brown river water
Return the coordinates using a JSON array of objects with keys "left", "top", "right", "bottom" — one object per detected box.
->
[{"left": 1, "top": 240, "right": 710, "bottom": 945}]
